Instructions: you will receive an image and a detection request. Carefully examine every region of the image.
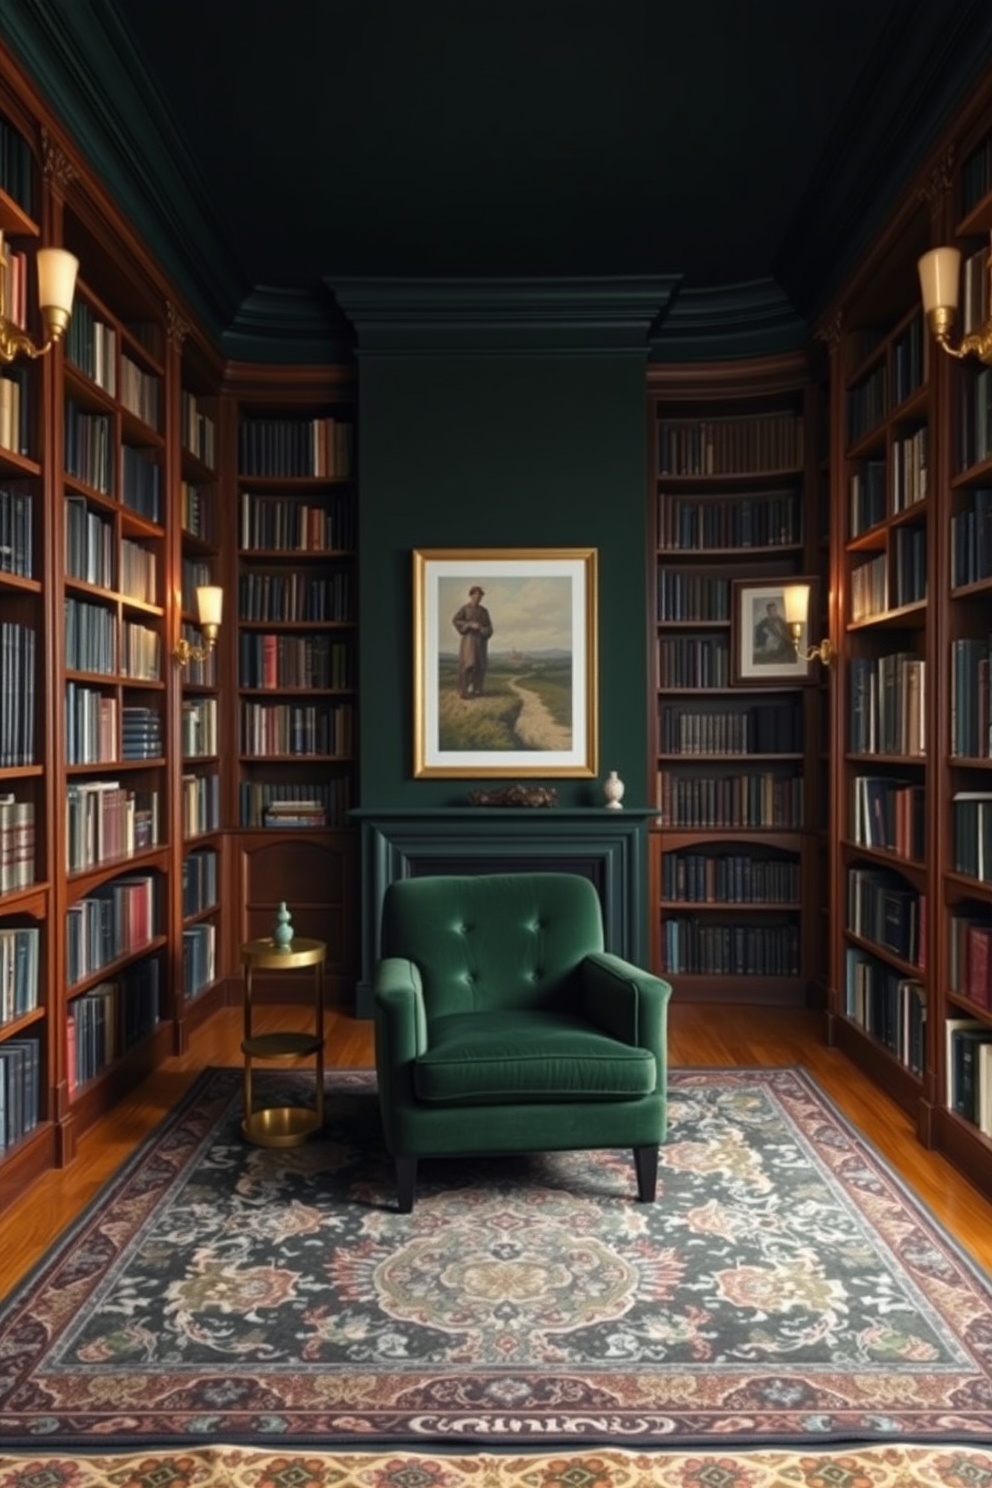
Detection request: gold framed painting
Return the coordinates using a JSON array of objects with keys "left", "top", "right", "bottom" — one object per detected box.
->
[{"left": 412, "top": 547, "right": 598, "bottom": 778}]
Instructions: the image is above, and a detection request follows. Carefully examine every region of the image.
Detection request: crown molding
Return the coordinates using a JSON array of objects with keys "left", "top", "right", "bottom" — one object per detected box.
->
[
  {"left": 649, "top": 279, "right": 808, "bottom": 363},
  {"left": 221, "top": 286, "right": 356, "bottom": 366},
  {"left": 330, "top": 276, "right": 683, "bottom": 356}
]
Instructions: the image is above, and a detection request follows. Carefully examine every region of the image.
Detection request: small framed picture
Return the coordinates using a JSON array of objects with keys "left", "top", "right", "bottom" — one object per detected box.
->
[
  {"left": 412, "top": 547, "right": 598, "bottom": 778},
  {"left": 731, "top": 578, "right": 818, "bottom": 684}
]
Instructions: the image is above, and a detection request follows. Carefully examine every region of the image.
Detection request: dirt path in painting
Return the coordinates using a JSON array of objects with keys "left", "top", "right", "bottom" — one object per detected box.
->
[{"left": 509, "top": 679, "right": 571, "bottom": 750}]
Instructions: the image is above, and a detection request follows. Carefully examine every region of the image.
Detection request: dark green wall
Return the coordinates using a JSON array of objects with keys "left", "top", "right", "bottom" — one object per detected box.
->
[{"left": 356, "top": 352, "right": 650, "bottom": 808}]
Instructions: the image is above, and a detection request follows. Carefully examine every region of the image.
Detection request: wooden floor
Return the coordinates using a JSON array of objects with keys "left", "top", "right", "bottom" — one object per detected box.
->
[{"left": 2, "top": 1000, "right": 991, "bottom": 1300}]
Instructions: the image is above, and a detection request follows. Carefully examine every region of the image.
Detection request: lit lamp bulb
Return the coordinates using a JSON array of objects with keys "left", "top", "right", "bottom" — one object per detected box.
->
[
  {"left": 918, "top": 232, "right": 992, "bottom": 364},
  {"left": 174, "top": 584, "right": 223, "bottom": 667},
  {"left": 782, "top": 582, "right": 833, "bottom": 667}
]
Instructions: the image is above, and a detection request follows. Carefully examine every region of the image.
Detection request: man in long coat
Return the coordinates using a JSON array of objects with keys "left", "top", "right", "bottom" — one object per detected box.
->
[{"left": 452, "top": 585, "right": 494, "bottom": 698}]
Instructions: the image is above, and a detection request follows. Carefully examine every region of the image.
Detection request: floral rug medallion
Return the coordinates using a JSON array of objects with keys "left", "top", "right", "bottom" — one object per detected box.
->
[{"left": 1, "top": 1066, "right": 992, "bottom": 1446}]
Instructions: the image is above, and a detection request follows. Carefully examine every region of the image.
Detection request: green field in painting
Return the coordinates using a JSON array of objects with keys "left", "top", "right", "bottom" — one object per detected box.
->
[{"left": 437, "top": 655, "right": 572, "bottom": 751}]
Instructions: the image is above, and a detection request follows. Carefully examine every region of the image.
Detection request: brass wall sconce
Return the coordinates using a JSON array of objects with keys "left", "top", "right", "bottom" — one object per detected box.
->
[
  {"left": 0, "top": 229, "right": 79, "bottom": 365},
  {"left": 783, "top": 582, "right": 833, "bottom": 666},
  {"left": 918, "top": 234, "right": 992, "bottom": 364},
  {"left": 174, "top": 585, "right": 223, "bottom": 667}
]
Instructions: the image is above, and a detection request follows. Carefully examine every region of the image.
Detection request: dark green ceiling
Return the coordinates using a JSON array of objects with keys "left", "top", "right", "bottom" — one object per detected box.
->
[{"left": 4, "top": 0, "right": 992, "bottom": 358}]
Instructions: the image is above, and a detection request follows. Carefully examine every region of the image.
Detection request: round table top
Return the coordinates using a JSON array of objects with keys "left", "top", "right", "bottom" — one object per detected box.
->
[{"left": 239, "top": 936, "right": 326, "bottom": 970}]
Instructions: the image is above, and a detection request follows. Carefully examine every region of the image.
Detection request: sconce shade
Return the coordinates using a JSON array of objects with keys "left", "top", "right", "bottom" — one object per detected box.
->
[
  {"left": 196, "top": 585, "right": 223, "bottom": 627},
  {"left": 36, "top": 247, "right": 79, "bottom": 317},
  {"left": 918, "top": 246, "right": 960, "bottom": 313},
  {"left": 782, "top": 582, "right": 810, "bottom": 628}
]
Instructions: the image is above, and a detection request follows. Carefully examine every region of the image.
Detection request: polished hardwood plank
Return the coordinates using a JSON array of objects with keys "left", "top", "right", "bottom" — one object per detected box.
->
[{"left": 1, "top": 1002, "right": 990, "bottom": 1302}]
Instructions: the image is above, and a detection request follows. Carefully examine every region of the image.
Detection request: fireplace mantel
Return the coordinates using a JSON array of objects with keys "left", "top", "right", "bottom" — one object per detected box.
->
[{"left": 350, "top": 806, "right": 655, "bottom": 1016}]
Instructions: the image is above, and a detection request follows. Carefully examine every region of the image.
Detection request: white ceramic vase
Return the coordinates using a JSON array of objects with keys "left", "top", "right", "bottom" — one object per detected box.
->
[{"left": 603, "top": 770, "right": 625, "bottom": 810}]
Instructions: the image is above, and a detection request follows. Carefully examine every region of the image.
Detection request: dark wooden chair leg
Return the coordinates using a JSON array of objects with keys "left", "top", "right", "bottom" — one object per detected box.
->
[
  {"left": 396, "top": 1155, "right": 417, "bottom": 1213},
  {"left": 633, "top": 1144, "right": 658, "bottom": 1202}
]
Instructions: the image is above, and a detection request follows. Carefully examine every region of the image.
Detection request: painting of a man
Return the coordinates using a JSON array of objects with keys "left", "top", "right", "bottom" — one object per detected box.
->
[
  {"left": 452, "top": 585, "right": 494, "bottom": 698},
  {"left": 752, "top": 598, "right": 794, "bottom": 665}
]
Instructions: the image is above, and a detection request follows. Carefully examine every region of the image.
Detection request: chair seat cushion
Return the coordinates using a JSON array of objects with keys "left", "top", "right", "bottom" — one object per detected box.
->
[{"left": 413, "top": 1010, "right": 657, "bottom": 1105}]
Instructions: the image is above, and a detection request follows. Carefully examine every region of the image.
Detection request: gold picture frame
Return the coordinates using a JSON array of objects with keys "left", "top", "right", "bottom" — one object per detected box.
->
[{"left": 413, "top": 547, "right": 599, "bottom": 778}]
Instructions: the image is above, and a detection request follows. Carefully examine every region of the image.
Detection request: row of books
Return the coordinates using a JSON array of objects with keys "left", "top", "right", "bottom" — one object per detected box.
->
[
  {"left": 890, "top": 313, "right": 926, "bottom": 408},
  {"left": 65, "top": 496, "right": 113, "bottom": 588},
  {"left": 953, "top": 792, "right": 992, "bottom": 882},
  {"left": 181, "top": 771, "right": 220, "bottom": 839},
  {"left": 657, "top": 490, "right": 802, "bottom": 551},
  {"left": 951, "top": 488, "right": 992, "bottom": 588},
  {"left": 64, "top": 403, "right": 112, "bottom": 494},
  {"left": 240, "top": 701, "right": 355, "bottom": 758},
  {"left": 951, "top": 636, "right": 992, "bottom": 758},
  {"left": 65, "top": 683, "right": 117, "bottom": 765},
  {"left": 849, "top": 459, "right": 886, "bottom": 536},
  {"left": 0, "top": 114, "right": 33, "bottom": 214},
  {"left": 65, "top": 596, "right": 116, "bottom": 675},
  {"left": 0, "top": 367, "right": 29, "bottom": 457},
  {"left": 182, "top": 923, "right": 216, "bottom": 999},
  {"left": 847, "top": 363, "right": 887, "bottom": 443},
  {"left": 659, "top": 701, "right": 801, "bottom": 756},
  {"left": 65, "top": 873, "right": 157, "bottom": 986},
  {"left": 239, "top": 492, "right": 355, "bottom": 552},
  {"left": 0, "top": 926, "right": 39, "bottom": 1024},
  {"left": 657, "top": 411, "right": 804, "bottom": 477},
  {"left": 239, "top": 778, "right": 351, "bottom": 829},
  {"left": 182, "top": 698, "right": 218, "bottom": 758},
  {"left": 180, "top": 480, "right": 214, "bottom": 541},
  {"left": 661, "top": 851, "right": 800, "bottom": 904},
  {"left": 959, "top": 365, "right": 992, "bottom": 472},
  {"left": 120, "top": 537, "right": 158, "bottom": 605},
  {"left": 0, "top": 485, "right": 32, "bottom": 578},
  {"left": 0, "top": 796, "right": 34, "bottom": 894},
  {"left": 66, "top": 301, "right": 117, "bottom": 395},
  {"left": 849, "top": 652, "right": 926, "bottom": 757},
  {"left": 660, "top": 919, "right": 801, "bottom": 976},
  {"left": 65, "top": 783, "right": 160, "bottom": 873},
  {"left": 851, "top": 774, "right": 926, "bottom": 860},
  {"left": 121, "top": 622, "right": 161, "bottom": 682},
  {"left": 946, "top": 1017, "right": 992, "bottom": 1134},
  {"left": 120, "top": 446, "right": 162, "bottom": 524},
  {"left": 238, "top": 415, "right": 354, "bottom": 478},
  {"left": 262, "top": 799, "right": 326, "bottom": 828},
  {"left": 847, "top": 865, "right": 925, "bottom": 966},
  {"left": 845, "top": 946, "right": 925, "bottom": 1075},
  {"left": 181, "top": 391, "right": 216, "bottom": 468},
  {"left": 182, "top": 847, "right": 217, "bottom": 918},
  {"left": 239, "top": 633, "right": 352, "bottom": 691},
  {"left": 656, "top": 770, "right": 804, "bottom": 829},
  {"left": 181, "top": 557, "right": 213, "bottom": 609},
  {"left": 892, "top": 425, "right": 928, "bottom": 513},
  {"left": 949, "top": 911, "right": 992, "bottom": 1009},
  {"left": 238, "top": 571, "right": 352, "bottom": 623},
  {"left": 1, "top": 621, "right": 35, "bottom": 766},
  {"left": 0, "top": 1038, "right": 39, "bottom": 1154},
  {"left": 657, "top": 636, "right": 730, "bottom": 689},
  {"left": 122, "top": 706, "right": 163, "bottom": 761},
  {"left": 120, "top": 353, "right": 160, "bottom": 432},
  {"left": 656, "top": 571, "right": 731, "bottom": 623},
  {"left": 66, "top": 956, "right": 160, "bottom": 1094}
]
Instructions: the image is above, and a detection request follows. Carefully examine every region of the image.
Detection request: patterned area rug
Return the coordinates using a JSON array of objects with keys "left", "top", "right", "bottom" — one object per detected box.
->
[
  {"left": 2, "top": 1443, "right": 992, "bottom": 1488},
  {"left": 2, "top": 1066, "right": 992, "bottom": 1448}
]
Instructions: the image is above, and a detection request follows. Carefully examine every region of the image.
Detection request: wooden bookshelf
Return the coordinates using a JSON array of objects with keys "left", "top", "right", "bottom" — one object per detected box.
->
[
  {"left": 222, "top": 364, "right": 359, "bottom": 1006},
  {"left": 648, "top": 356, "right": 827, "bottom": 1005}
]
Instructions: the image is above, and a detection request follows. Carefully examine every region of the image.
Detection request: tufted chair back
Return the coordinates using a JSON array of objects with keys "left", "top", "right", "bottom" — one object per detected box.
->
[{"left": 380, "top": 872, "right": 605, "bottom": 1020}]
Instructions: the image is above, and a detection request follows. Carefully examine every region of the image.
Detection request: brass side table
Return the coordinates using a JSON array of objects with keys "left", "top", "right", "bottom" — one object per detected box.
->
[{"left": 239, "top": 935, "right": 327, "bottom": 1147}]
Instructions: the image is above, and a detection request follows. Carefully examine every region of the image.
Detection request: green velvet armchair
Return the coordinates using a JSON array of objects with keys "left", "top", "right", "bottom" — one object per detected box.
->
[{"left": 373, "top": 871, "right": 673, "bottom": 1212}]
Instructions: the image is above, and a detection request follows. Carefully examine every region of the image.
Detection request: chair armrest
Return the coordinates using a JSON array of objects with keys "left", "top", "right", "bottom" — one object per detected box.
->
[
  {"left": 374, "top": 957, "right": 428, "bottom": 1067},
  {"left": 580, "top": 952, "right": 672, "bottom": 1068}
]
